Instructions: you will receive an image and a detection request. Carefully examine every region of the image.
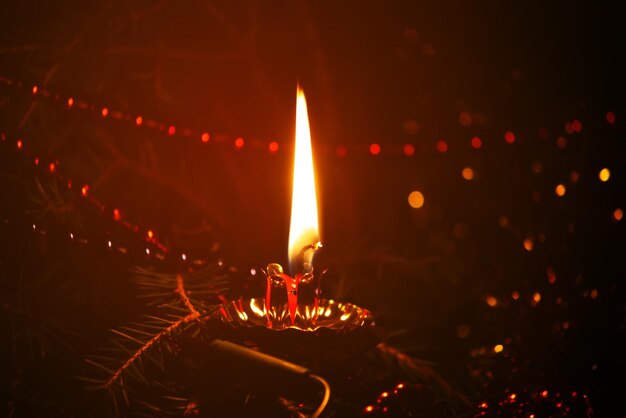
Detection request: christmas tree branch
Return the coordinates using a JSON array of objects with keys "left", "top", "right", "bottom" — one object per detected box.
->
[
  {"left": 104, "top": 312, "right": 198, "bottom": 390},
  {"left": 175, "top": 274, "right": 201, "bottom": 318}
]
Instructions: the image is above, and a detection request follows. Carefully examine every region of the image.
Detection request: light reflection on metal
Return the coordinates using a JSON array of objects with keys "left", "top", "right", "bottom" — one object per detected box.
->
[{"left": 212, "top": 298, "right": 374, "bottom": 332}]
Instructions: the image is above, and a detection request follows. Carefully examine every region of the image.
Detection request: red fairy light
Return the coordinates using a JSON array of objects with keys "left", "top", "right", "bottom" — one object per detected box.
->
[
  {"left": 269, "top": 141, "right": 279, "bottom": 152},
  {"left": 113, "top": 208, "right": 121, "bottom": 221},
  {"left": 168, "top": 125, "right": 176, "bottom": 136},
  {"left": 67, "top": 97, "right": 74, "bottom": 107},
  {"left": 403, "top": 143, "right": 415, "bottom": 156},
  {"left": 235, "top": 137, "right": 244, "bottom": 149},
  {"left": 201, "top": 132, "right": 210, "bottom": 143},
  {"left": 135, "top": 116, "right": 143, "bottom": 126},
  {"left": 369, "top": 143, "right": 381, "bottom": 155},
  {"left": 504, "top": 131, "right": 515, "bottom": 143},
  {"left": 606, "top": 111, "right": 616, "bottom": 124},
  {"left": 101, "top": 107, "right": 109, "bottom": 117},
  {"left": 49, "top": 163, "right": 56, "bottom": 172},
  {"left": 436, "top": 140, "right": 448, "bottom": 152},
  {"left": 471, "top": 136, "right": 482, "bottom": 149}
]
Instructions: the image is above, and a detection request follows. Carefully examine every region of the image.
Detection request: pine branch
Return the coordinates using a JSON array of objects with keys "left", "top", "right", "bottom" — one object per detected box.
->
[
  {"left": 104, "top": 312, "right": 198, "bottom": 390},
  {"left": 175, "top": 274, "right": 201, "bottom": 318}
]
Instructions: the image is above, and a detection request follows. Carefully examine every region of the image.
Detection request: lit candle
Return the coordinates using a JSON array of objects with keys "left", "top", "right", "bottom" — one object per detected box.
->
[{"left": 265, "top": 86, "right": 322, "bottom": 325}]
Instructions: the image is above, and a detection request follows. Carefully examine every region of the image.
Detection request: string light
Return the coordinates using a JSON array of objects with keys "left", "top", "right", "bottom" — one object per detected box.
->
[
  {"left": 1, "top": 75, "right": 616, "bottom": 160},
  {"left": 369, "top": 143, "right": 381, "bottom": 155}
]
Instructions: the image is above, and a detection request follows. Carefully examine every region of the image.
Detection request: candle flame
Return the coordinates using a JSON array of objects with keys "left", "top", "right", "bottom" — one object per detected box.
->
[{"left": 288, "top": 87, "right": 320, "bottom": 274}]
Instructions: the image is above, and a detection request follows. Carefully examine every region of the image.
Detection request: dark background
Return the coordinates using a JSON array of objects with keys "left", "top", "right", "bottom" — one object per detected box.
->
[{"left": 1, "top": 1, "right": 625, "bottom": 416}]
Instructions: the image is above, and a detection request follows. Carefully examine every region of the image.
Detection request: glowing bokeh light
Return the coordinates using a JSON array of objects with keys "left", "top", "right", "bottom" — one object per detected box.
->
[
  {"left": 504, "top": 131, "right": 515, "bottom": 143},
  {"left": 407, "top": 191, "right": 424, "bottom": 208},
  {"left": 462, "top": 167, "right": 474, "bottom": 180},
  {"left": 471, "top": 136, "right": 482, "bottom": 149},
  {"left": 459, "top": 112, "right": 472, "bottom": 126},
  {"left": 555, "top": 184, "right": 566, "bottom": 197},
  {"left": 598, "top": 168, "right": 610, "bottom": 182},
  {"left": 369, "top": 143, "right": 381, "bottom": 155},
  {"left": 523, "top": 238, "right": 534, "bottom": 251}
]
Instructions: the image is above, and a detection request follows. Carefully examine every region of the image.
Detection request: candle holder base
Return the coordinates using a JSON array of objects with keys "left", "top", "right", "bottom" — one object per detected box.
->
[{"left": 211, "top": 297, "right": 374, "bottom": 332}]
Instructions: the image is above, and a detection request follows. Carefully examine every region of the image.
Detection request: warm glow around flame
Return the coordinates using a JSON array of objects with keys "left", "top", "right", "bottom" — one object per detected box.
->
[{"left": 288, "top": 87, "right": 320, "bottom": 272}]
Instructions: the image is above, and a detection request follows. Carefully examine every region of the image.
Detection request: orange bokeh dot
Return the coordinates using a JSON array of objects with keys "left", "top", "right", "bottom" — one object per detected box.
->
[
  {"left": 235, "top": 137, "right": 245, "bottom": 149},
  {"left": 523, "top": 238, "right": 534, "bottom": 251},
  {"left": 67, "top": 97, "right": 74, "bottom": 107},
  {"left": 369, "top": 143, "right": 381, "bottom": 155},
  {"left": 135, "top": 116, "right": 143, "bottom": 126},
  {"left": 555, "top": 184, "right": 566, "bottom": 197},
  {"left": 436, "top": 140, "right": 448, "bottom": 152},
  {"left": 462, "top": 167, "right": 474, "bottom": 180},
  {"left": 613, "top": 208, "right": 623, "bottom": 221},
  {"left": 201, "top": 132, "right": 210, "bottom": 143},
  {"left": 486, "top": 296, "right": 498, "bottom": 307},
  {"left": 101, "top": 107, "right": 109, "bottom": 117},
  {"left": 407, "top": 191, "right": 424, "bottom": 208},
  {"left": 269, "top": 141, "right": 279, "bottom": 152},
  {"left": 113, "top": 208, "right": 121, "bottom": 221},
  {"left": 81, "top": 185, "right": 89, "bottom": 196},
  {"left": 403, "top": 143, "right": 415, "bottom": 156},
  {"left": 32, "top": 85, "right": 38, "bottom": 94},
  {"left": 606, "top": 111, "right": 616, "bottom": 124},
  {"left": 336, "top": 146, "right": 347, "bottom": 158},
  {"left": 504, "top": 131, "right": 515, "bottom": 143},
  {"left": 17, "top": 139, "right": 23, "bottom": 149},
  {"left": 598, "top": 168, "right": 610, "bottom": 182},
  {"left": 49, "top": 163, "right": 56, "bottom": 173},
  {"left": 147, "top": 230, "right": 154, "bottom": 239},
  {"left": 471, "top": 136, "right": 482, "bottom": 149}
]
